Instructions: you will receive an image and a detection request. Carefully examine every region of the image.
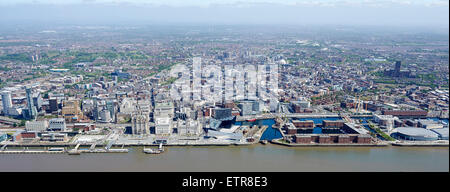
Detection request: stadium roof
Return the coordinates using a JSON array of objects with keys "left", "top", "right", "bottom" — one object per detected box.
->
[
  {"left": 431, "top": 128, "right": 449, "bottom": 139},
  {"left": 394, "top": 127, "right": 439, "bottom": 138}
]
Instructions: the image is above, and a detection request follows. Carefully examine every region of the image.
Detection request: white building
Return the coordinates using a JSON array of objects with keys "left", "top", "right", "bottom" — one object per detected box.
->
[
  {"left": 25, "top": 120, "right": 48, "bottom": 132},
  {"left": 374, "top": 114, "right": 398, "bottom": 132},
  {"left": 154, "top": 102, "right": 174, "bottom": 135},
  {"left": 155, "top": 117, "right": 172, "bottom": 135}
]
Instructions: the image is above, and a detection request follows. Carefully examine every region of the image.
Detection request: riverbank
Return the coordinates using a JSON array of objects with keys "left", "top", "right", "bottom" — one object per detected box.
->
[
  {"left": 391, "top": 141, "right": 449, "bottom": 147},
  {"left": 269, "top": 139, "right": 389, "bottom": 147},
  {"left": 2, "top": 139, "right": 449, "bottom": 148}
]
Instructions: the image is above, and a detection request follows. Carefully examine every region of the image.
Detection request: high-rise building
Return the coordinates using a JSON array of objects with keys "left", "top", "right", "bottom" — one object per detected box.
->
[
  {"left": 32, "top": 92, "right": 43, "bottom": 111},
  {"left": 93, "top": 97, "right": 99, "bottom": 121},
  {"left": 25, "top": 87, "right": 37, "bottom": 119},
  {"left": 1, "top": 91, "right": 12, "bottom": 115},
  {"left": 49, "top": 99, "right": 58, "bottom": 112},
  {"left": 106, "top": 100, "right": 116, "bottom": 122},
  {"left": 383, "top": 60, "right": 411, "bottom": 78},
  {"left": 394, "top": 61, "right": 401, "bottom": 77}
]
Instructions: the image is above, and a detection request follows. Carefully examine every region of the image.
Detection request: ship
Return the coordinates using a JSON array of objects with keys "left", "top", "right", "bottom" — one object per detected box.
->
[
  {"left": 143, "top": 148, "right": 161, "bottom": 154},
  {"left": 247, "top": 118, "right": 257, "bottom": 122},
  {"left": 143, "top": 143, "right": 165, "bottom": 154},
  {"left": 68, "top": 149, "right": 81, "bottom": 155}
]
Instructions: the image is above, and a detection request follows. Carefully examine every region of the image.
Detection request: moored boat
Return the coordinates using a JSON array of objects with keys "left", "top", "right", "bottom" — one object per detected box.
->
[
  {"left": 68, "top": 149, "right": 81, "bottom": 155},
  {"left": 143, "top": 148, "right": 161, "bottom": 154}
]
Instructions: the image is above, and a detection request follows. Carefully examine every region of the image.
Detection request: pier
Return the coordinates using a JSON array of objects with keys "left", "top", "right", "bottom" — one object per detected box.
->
[
  {"left": 391, "top": 141, "right": 449, "bottom": 147},
  {"left": 270, "top": 139, "right": 389, "bottom": 147},
  {"left": 0, "top": 150, "right": 65, "bottom": 154}
]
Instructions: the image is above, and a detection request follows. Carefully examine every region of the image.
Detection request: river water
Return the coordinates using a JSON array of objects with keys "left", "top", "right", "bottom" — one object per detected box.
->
[
  {"left": 0, "top": 145, "right": 448, "bottom": 172},
  {"left": 1, "top": 118, "right": 448, "bottom": 172}
]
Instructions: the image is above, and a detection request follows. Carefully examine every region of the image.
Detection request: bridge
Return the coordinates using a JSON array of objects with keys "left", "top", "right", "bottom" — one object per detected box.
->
[
  {"left": 105, "top": 140, "right": 115, "bottom": 150},
  {"left": 1, "top": 143, "right": 7, "bottom": 151},
  {"left": 74, "top": 143, "right": 80, "bottom": 150},
  {"left": 89, "top": 143, "right": 96, "bottom": 151}
]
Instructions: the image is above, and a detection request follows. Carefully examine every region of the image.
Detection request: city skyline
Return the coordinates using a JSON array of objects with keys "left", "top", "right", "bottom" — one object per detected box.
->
[{"left": 0, "top": 0, "right": 448, "bottom": 176}]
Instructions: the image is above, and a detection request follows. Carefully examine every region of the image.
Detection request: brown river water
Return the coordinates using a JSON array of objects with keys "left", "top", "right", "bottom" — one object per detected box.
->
[{"left": 0, "top": 144, "right": 448, "bottom": 172}]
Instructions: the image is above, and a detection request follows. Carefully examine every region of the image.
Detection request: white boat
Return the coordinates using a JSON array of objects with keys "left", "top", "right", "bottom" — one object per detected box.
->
[
  {"left": 68, "top": 149, "right": 81, "bottom": 155},
  {"left": 143, "top": 147, "right": 161, "bottom": 154}
]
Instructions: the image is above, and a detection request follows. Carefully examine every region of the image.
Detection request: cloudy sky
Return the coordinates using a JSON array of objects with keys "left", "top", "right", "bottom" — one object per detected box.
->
[{"left": 0, "top": 0, "right": 448, "bottom": 27}]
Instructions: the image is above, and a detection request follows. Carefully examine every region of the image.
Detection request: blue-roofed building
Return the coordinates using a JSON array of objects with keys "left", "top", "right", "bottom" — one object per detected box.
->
[{"left": 111, "top": 69, "right": 130, "bottom": 79}]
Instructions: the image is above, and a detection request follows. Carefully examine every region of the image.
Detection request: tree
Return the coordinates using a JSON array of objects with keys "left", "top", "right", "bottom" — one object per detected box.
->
[{"left": 19, "top": 120, "right": 26, "bottom": 127}]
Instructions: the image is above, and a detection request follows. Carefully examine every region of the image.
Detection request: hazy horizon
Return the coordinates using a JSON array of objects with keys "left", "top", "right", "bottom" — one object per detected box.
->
[{"left": 0, "top": 0, "right": 448, "bottom": 30}]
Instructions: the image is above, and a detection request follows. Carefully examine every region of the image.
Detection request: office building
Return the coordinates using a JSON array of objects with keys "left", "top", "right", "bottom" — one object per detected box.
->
[
  {"left": 48, "top": 118, "right": 66, "bottom": 131},
  {"left": 214, "top": 108, "right": 232, "bottom": 120},
  {"left": 178, "top": 119, "right": 202, "bottom": 136},
  {"left": 49, "top": 99, "right": 58, "bottom": 112},
  {"left": 1, "top": 91, "right": 12, "bottom": 115},
  {"left": 383, "top": 61, "right": 411, "bottom": 78},
  {"left": 238, "top": 100, "right": 260, "bottom": 116},
  {"left": 62, "top": 100, "right": 83, "bottom": 122},
  {"left": 99, "top": 109, "right": 112, "bottom": 123},
  {"left": 394, "top": 61, "right": 401, "bottom": 77},
  {"left": 374, "top": 114, "right": 398, "bottom": 131},
  {"left": 155, "top": 117, "right": 172, "bottom": 135},
  {"left": 25, "top": 120, "right": 48, "bottom": 132},
  {"left": 41, "top": 132, "right": 68, "bottom": 142},
  {"left": 32, "top": 92, "right": 43, "bottom": 111},
  {"left": 25, "top": 87, "right": 37, "bottom": 119}
]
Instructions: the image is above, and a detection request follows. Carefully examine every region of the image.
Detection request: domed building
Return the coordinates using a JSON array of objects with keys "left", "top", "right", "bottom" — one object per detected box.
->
[{"left": 390, "top": 127, "right": 439, "bottom": 141}]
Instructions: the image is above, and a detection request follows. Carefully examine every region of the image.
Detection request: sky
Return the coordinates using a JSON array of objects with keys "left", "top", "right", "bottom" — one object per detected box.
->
[{"left": 0, "top": 0, "right": 448, "bottom": 28}]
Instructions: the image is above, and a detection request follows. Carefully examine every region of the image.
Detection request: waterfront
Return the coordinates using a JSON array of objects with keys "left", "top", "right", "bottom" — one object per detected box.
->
[{"left": 0, "top": 144, "right": 447, "bottom": 172}]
